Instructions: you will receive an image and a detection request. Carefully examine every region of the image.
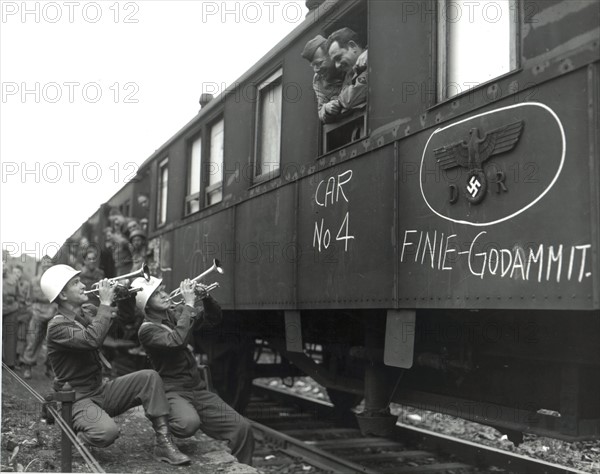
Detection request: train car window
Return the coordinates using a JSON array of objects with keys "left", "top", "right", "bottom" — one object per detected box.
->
[
  {"left": 157, "top": 158, "right": 168, "bottom": 227},
  {"left": 185, "top": 136, "right": 202, "bottom": 215},
  {"left": 321, "top": 0, "right": 368, "bottom": 154},
  {"left": 254, "top": 69, "right": 282, "bottom": 181},
  {"left": 206, "top": 118, "right": 224, "bottom": 206},
  {"left": 437, "top": 0, "right": 518, "bottom": 101}
]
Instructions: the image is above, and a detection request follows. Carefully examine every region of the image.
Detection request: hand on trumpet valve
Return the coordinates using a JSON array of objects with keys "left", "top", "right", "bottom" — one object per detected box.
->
[
  {"left": 180, "top": 279, "right": 197, "bottom": 307},
  {"left": 97, "top": 279, "right": 116, "bottom": 306}
]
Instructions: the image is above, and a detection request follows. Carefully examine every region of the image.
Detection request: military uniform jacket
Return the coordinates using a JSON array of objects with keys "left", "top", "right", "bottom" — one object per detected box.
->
[
  {"left": 47, "top": 304, "right": 115, "bottom": 397},
  {"left": 339, "top": 49, "right": 368, "bottom": 112},
  {"left": 138, "top": 297, "right": 222, "bottom": 392}
]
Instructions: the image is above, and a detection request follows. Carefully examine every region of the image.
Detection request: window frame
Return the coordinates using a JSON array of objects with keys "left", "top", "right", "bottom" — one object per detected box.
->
[
  {"left": 156, "top": 157, "right": 169, "bottom": 228},
  {"left": 436, "top": 0, "right": 519, "bottom": 103},
  {"left": 185, "top": 133, "right": 202, "bottom": 216},
  {"left": 205, "top": 116, "right": 224, "bottom": 207},
  {"left": 253, "top": 68, "right": 283, "bottom": 184},
  {"left": 318, "top": 0, "right": 369, "bottom": 156}
]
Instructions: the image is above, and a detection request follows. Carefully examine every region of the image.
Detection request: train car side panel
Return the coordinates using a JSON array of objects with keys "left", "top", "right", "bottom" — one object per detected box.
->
[
  {"left": 297, "top": 147, "right": 396, "bottom": 309},
  {"left": 396, "top": 68, "right": 596, "bottom": 310},
  {"left": 171, "top": 209, "right": 235, "bottom": 307},
  {"left": 235, "top": 186, "right": 297, "bottom": 309}
]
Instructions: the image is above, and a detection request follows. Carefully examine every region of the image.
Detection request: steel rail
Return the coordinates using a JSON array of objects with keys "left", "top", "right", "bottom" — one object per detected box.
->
[
  {"left": 252, "top": 382, "right": 589, "bottom": 474},
  {"left": 249, "top": 418, "right": 381, "bottom": 474}
]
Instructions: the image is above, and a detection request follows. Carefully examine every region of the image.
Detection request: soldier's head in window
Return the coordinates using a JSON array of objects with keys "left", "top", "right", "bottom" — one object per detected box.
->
[
  {"left": 326, "top": 27, "right": 365, "bottom": 73},
  {"left": 302, "top": 35, "right": 335, "bottom": 78}
]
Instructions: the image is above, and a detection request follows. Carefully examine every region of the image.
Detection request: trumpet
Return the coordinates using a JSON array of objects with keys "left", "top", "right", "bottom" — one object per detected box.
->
[
  {"left": 168, "top": 259, "right": 223, "bottom": 303},
  {"left": 169, "top": 282, "right": 220, "bottom": 306},
  {"left": 83, "top": 263, "right": 151, "bottom": 296}
]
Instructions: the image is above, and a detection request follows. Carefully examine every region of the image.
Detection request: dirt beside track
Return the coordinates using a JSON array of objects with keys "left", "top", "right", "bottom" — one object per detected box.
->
[{"left": 1, "top": 367, "right": 257, "bottom": 473}]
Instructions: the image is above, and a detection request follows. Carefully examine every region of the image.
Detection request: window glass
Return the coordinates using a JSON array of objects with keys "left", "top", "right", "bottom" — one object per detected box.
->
[
  {"left": 157, "top": 159, "right": 168, "bottom": 226},
  {"left": 256, "top": 72, "right": 282, "bottom": 178},
  {"left": 207, "top": 119, "right": 224, "bottom": 205},
  {"left": 439, "top": 0, "right": 516, "bottom": 100},
  {"left": 186, "top": 137, "right": 201, "bottom": 214}
]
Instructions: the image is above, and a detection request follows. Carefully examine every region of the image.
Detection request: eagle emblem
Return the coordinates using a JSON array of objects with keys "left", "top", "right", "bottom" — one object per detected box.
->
[{"left": 434, "top": 120, "right": 524, "bottom": 204}]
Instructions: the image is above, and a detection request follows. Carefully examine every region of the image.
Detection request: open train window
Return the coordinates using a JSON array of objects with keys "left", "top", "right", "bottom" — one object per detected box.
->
[
  {"left": 157, "top": 158, "right": 168, "bottom": 227},
  {"left": 254, "top": 69, "right": 282, "bottom": 182},
  {"left": 437, "top": 0, "right": 518, "bottom": 101},
  {"left": 185, "top": 135, "right": 202, "bottom": 215},
  {"left": 320, "top": 0, "right": 368, "bottom": 154},
  {"left": 206, "top": 117, "right": 224, "bottom": 206}
]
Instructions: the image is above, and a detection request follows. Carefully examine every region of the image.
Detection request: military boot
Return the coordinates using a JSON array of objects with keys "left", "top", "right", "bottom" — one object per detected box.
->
[{"left": 151, "top": 416, "right": 190, "bottom": 465}]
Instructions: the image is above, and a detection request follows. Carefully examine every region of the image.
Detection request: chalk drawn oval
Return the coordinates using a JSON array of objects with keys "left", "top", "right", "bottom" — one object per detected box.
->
[{"left": 420, "top": 102, "right": 565, "bottom": 226}]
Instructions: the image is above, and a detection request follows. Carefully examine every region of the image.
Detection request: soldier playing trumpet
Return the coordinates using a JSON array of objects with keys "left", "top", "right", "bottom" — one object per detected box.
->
[
  {"left": 132, "top": 276, "right": 255, "bottom": 465},
  {"left": 41, "top": 264, "right": 190, "bottom": 465}
]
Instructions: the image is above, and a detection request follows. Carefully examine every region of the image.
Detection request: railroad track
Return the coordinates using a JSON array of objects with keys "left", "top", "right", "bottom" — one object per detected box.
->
[{"left": 248, "top": 383, "right": 586, "bottom": 474}]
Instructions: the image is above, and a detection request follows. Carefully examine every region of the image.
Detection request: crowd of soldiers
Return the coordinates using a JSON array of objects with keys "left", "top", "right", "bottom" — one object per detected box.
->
[{"left": 2, "top": 205, "right": 253, "bottom": 466}]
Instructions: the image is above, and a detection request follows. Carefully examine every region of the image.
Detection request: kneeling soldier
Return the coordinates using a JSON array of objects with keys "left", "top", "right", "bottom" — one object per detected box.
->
[
  {"left": 41, "top": 265, "right": 190, "bottom": 465},
  {"left": 132, "top": 276, "right": 254, "bottom": 465}
]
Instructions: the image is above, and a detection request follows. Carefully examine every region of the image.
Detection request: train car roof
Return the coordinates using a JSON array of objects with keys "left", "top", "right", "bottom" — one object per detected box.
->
[{"left": 135, "top": 0, "right": 343, "bottom": 175}]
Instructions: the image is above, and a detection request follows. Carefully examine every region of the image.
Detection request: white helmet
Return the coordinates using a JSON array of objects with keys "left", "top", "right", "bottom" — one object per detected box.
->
[
  {"left": 40, "top": 264, "right": 81, "bottom": 303},
  {"left": 131, "top": 276, "right": 162, "bottom": 312}
]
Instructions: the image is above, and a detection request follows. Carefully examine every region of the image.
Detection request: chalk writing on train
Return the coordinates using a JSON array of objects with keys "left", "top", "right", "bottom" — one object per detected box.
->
[
  {"left": 400, "top": 229, "right": 591, "bottom": 282},
  {"left": 313, "top": 170, "right": 355, "bottom": 252}
]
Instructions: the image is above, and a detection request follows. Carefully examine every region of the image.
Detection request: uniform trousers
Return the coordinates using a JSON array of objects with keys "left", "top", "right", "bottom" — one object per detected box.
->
[
  {"left": 2, "top": 311, "right": 18, "bottom": 367},
  {"left": 166, "top": 388, "right": 254, "bottom": 465},
  {"left": 72, "top": 369, "right": 170, "bottom": 447},
  {"left": 16, "top": 308, "right": 32, "bottom": 357},
  {"left": 21, "top": 303, "right": 53, "bottom": 366}
]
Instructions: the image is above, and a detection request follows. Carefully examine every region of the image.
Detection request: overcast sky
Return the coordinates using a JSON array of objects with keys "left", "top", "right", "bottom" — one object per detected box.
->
[{"left": 1, "top": 0, "right": 304, "bottom": 261}]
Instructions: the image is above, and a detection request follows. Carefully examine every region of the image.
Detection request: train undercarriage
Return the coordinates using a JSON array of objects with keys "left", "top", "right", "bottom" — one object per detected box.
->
[{"left": 199, "top": 309, "right": 600, "bottom": 443}]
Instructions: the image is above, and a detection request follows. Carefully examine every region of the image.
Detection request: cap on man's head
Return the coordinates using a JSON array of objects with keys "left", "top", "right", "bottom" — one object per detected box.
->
[
  {"left": 301, "top": 35, "right": 327, "bottom": 61},
  {"left": 129, "top": 229, "right": 147, "bottom": 242}
]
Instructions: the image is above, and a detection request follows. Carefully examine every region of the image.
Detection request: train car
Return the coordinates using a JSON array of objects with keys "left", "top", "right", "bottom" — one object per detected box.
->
[{"left": 67, "top": 0, "right": 600, "bottom": 442}]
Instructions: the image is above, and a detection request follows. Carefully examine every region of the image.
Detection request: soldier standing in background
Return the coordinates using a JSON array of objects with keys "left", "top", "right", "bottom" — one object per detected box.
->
[
  {"left": 129, "top": 229, "right": 149, "bottom": 272},
  {"left": 20, "top": 256, "right": 56, "bottom": 379},
  {"left": 79, "top": 248, "right": 106, "bottom": 306},
  {"left": 3, "top": 266, "right": 20, "bottom": 368},
  {"left": 12, "top": 264, "right": 33, "bottom": 363}
]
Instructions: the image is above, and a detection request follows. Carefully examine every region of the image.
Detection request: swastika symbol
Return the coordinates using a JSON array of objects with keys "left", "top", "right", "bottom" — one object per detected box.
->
[{"left": 467, "top": 176, "right": 481, "bottom": 197}]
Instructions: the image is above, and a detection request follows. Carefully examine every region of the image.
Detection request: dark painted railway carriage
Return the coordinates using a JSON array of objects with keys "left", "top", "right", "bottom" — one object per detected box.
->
[{"left": 65, "top": 0, "right": 600, "bottom": 441}]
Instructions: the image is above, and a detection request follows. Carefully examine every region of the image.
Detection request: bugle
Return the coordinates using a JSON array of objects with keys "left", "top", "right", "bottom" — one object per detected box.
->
[
  {"left": 168, "top": 259, "right": 223, "bottom": 300},
  {"left": 169, "top": 282, "right": 220, "bottom": 306},
  {"left": 83, "top": 263, "right": 151, "bottom": 295}
]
